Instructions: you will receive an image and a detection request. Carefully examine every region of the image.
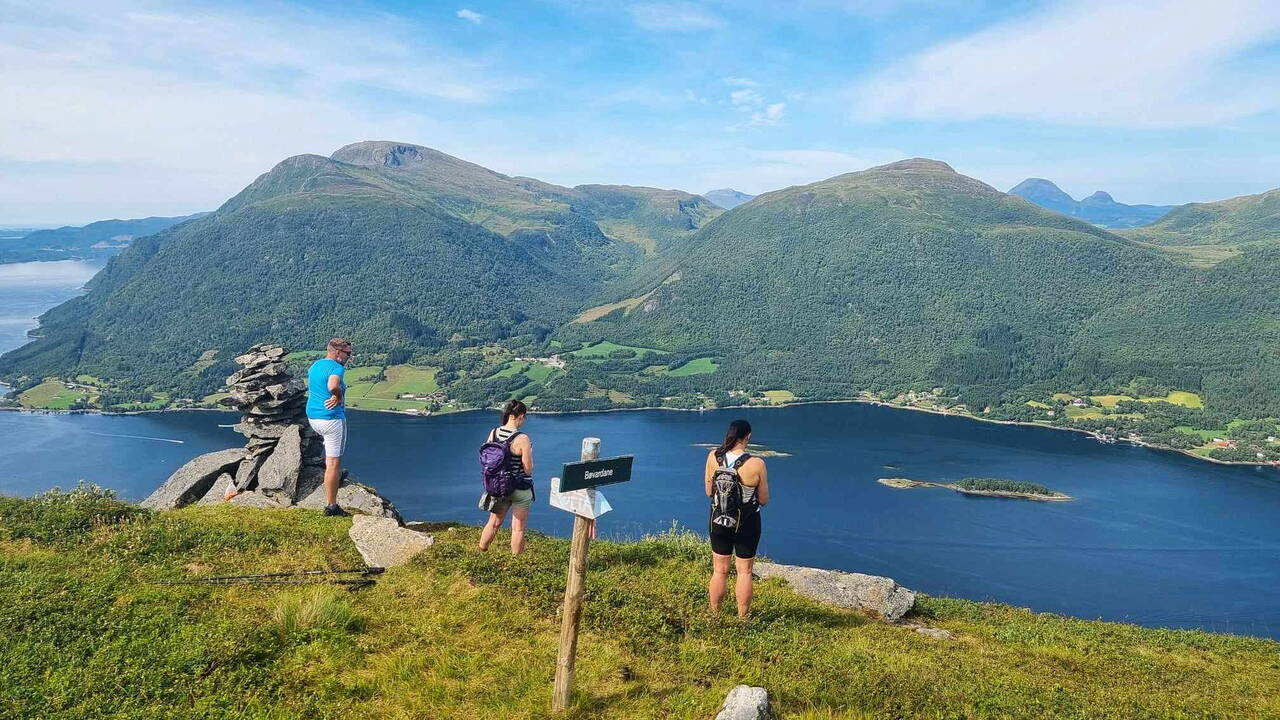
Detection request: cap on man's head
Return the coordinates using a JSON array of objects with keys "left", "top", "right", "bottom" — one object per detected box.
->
[{"left": 327, "top": 337, "right": 352, "bottom": 352}]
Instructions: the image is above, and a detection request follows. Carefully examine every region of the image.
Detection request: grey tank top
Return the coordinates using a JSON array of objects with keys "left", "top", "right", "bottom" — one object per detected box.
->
[
  {"left": 492, "top": 426, "right": 532, "bottom": 486},
  {"left": 722, "top": 451, "right": 758, "bottom": 507}
]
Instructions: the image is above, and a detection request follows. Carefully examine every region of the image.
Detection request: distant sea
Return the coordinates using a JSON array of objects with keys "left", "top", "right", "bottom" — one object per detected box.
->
[{"left": 0, "top": 260, "right": 102, "bottom": 380}]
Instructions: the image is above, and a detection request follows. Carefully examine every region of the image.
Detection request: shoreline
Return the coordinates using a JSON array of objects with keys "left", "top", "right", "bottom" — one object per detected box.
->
[{"left": 4, "top": 393, "right": 1274, "bottom": 468}]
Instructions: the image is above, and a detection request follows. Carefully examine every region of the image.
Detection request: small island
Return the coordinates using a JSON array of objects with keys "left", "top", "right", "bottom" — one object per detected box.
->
[
  {"left": 692, "top": 443, "right": 792, "bottom": 458},
  {"left": 878, "top": 476, "right": 1072, "bottom": 502}
]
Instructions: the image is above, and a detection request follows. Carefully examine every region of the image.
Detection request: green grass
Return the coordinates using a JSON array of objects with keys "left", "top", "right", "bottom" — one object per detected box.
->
[
  {"left": 1026, "top": 400, "right": 1051, "bottom": 409},
  {"left": 18, "top": 380, "right": 91, "bottom": 410},
  {"left": 1140, "top": 391, "right": 1203, "bottom": 409},
  {"left": 523, "top": 363, "right": 556, "bottom": 384},
  {"left": 3, "top": 490, "right": 1278, "bottom": 719},
  {"left": 664, "top": 357, "right": 720, "bottom": 377},
  {"left": 763, "top": 390, "right": 796, "bottom": 404},
  {"left": 491, "top": 362, "right": 528, "bottom": 378},
  {"left": 1065, "top": 407, "right": 1107, "bottom": 420},
  {"left": 344, "top": 365, "right": 441, "bottom": 412},
  {"left": 571, "top": 341, "right": 666, "bottom": 359},
  {"left": 1089, "top": 395, "right": 1133, "bottom": 408}
]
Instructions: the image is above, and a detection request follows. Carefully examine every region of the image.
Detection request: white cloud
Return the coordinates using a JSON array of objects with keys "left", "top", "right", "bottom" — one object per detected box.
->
[
  {"left": 730, "top": 89, "right": 765, "bottom": 108},
  {"left": 630, "top": 2, "right": 724, "bottom": 32},
  {"left": 723, "top": 76, "right": 759, "bottom": 87},
  {"left": 456, "top": 8, "right": 485, "bottom": 23},
  {"left": 728, "top": 88, "right": 785, "bottom": 128},
  {"left": 0, "top": 0, "right": 524, "bottom": 221},
  {"left": 853, "top": 0, "right": 1280, "bottom": 127}
]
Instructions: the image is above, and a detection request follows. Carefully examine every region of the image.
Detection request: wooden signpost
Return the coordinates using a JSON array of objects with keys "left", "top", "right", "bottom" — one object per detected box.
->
[{"left": 550, "top": 437, "right": 632, "bottom": 713}]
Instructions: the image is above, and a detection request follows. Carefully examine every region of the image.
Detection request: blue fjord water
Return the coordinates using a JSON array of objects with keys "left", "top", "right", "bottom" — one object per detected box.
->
[
  {"left": 1, "top": 260, "right": 1278, "bottom": 638},
  {"left": 1, "top": 404, "right": 1278, "bottom": 639}
]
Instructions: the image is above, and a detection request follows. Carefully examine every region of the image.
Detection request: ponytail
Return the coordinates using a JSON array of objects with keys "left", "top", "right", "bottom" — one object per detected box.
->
[
  {"left": 716, "top": 419, "right": 752, "bottom": 457},
  {"left": 501, "top": 399, "right": 528, "bottom": 425}
]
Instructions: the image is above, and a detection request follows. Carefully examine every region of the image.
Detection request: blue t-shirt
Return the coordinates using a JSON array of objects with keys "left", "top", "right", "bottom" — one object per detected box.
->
[{"left": 306, "top": 358, "right": 347, "bottom": 420}]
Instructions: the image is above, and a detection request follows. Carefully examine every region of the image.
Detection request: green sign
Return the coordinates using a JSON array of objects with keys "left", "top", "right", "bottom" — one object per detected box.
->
[{"left": 559, "top": 455, "right": 634, "bottom": 492}]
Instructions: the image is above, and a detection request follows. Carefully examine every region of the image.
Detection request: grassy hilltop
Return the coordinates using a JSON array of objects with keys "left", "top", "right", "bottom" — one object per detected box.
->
[{"left": 3, "top": 487, "right": 1279, "bottom": 719}]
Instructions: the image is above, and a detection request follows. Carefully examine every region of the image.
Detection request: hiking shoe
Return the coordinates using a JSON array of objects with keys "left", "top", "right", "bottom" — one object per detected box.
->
[{"left": 323, "top": 504, "right": 348, "bottom": 517}]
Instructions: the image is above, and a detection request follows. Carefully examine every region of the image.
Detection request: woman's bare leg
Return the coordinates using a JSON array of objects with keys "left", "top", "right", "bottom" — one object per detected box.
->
[
  {"left": 478, "top": 508, "right": 508, "bottom": 551},
  {"left": 709, "top": 552, "right": 732, "bottom": 613},
  {"left": 509, "top": 506, "right": 530, "bottom": 555},
  {"left": 734, "top": 556, "right": 755, "bottom": 619}
]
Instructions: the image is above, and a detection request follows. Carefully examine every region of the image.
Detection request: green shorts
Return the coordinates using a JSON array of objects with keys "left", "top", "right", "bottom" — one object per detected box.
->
[{"left": 488, "top": 487, "right": 534, "bottom": 514}]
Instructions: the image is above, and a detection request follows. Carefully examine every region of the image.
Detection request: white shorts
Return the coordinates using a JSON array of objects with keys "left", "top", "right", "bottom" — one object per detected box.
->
[{"left": 308, "top": 418, "right": 347, "bottom": 458}]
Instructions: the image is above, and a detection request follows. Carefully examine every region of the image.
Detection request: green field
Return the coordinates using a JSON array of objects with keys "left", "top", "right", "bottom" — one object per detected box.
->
[
  {"left": 1064, "top": 407, "right": 1106, "bottom": 420},
  {"left": 5, "top": 491, "right": 1279, "bottom": 719},
  {"left": 571, "top": 341, "right": 666, "bottom": 359},
  {"left": 522, "top": 363, "right": 556, "bottom": 384},
  {"left": 345, "top": 365, "right": 440, "bottom": 412},
  {"left": 763, "top": 390, "right": 796, "bottom": 404},
  {"left": 18, "top": 380, "right": 92, "bottom": 410},
  {"left": 1142, "top": 391, "right": 1203, "bottom": 409},
  {"left": 1089, "top": 395, "right": 1132, "bottom": 408},
  {"left": 664, "top": 357, "right": 720, "bottom": 377},
  {"left": 491, "top": 362, "right": 527, "bottom": 378},
  {"left": 1026, "top": 400, "right": 1051, "bottom": 409}
]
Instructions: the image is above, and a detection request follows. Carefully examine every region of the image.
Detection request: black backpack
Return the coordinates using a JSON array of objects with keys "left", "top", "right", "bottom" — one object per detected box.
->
[{"left": 710, "top": 452, "right": 753, "bottom": 530}]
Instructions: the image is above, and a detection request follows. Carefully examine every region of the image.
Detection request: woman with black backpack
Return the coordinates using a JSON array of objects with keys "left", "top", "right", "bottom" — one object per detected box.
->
[
  {"left": 705, "top": 418, "right": 770, "bottom": 619},
  {"left": 478, "top": 399, "right": 535, "bottom": 555}
]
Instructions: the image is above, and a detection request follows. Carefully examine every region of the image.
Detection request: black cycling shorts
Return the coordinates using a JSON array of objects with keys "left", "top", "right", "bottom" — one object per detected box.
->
[{"left": 709, "top": 510, "right": 761, "bottom": 559}]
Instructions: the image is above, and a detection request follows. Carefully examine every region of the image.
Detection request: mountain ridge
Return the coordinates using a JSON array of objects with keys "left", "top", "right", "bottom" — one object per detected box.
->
[{"left": 1008, "top": 178, "right": 1174, "bottom": 228}]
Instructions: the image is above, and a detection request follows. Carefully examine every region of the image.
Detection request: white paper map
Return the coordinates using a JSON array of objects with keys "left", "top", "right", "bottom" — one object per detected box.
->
[{"left": 549, "top": 477, "right": 613, "bottom": 519}]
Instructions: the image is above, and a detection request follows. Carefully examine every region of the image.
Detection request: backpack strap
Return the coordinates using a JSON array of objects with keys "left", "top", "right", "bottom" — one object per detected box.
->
[
  {"left": 732, "top": 453, "right": 752, "bottom": 469},
  {"left": 503, "top": 430, "right": 523, "bottom": 447}
]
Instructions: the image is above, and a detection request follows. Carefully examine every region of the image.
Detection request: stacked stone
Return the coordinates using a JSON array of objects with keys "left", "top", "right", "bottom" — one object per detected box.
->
[
  {"left": 140, "top": 343, "right": 400, "bottom": 522},
  {"left": 218, "top": 344, "right": 322, "bottom": 500}
]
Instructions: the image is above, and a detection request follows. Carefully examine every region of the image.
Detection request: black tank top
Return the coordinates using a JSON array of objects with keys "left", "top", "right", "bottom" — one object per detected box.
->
[{"left": 491, "top": 426, "right": 532, "bottom": 488}]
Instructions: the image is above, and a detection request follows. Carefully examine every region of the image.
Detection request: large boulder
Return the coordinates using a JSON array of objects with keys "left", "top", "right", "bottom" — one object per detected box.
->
[
  {"left": 716, "top": 685, "right": 774, "bottom": 720},
  {"left": 256, "top": 425, "right": 302, "bottom": 499},
  {"left": 348, "top": 515, "right": 434, "bottom": 567},
  {"left": 295, "top": 467, "right": 401, "bottom": 522},
  {"left": 141, "top": 448, "right": 244, "bottom": 510},
  {"left": 754, "top": 563, "right": 916, "bottom": 622},
  {"left": 196, "top": 472, "right": 235, "bottom": 505}
]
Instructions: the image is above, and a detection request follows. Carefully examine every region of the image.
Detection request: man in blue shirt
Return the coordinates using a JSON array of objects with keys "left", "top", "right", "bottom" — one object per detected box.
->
[{"left": 307, "top": 337, "right": 352, "bottom": 516}]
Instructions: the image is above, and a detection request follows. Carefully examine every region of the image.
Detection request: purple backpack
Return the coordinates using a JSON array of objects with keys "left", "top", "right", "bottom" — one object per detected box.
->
[{"left": 479, "top": 430, "right": 522, "bottom": 497}]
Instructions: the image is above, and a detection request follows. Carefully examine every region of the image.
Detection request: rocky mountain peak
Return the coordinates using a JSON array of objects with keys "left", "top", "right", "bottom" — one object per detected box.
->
[{"left": 872, "top": 158, "right": 957, "bottom": 174}]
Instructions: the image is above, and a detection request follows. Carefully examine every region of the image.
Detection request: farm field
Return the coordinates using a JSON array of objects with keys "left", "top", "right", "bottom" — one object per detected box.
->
[
  {"left": 18, "top": 380, "right": 92, "bottom": 410},
  {"left": 664, "top": 357, "right": 719, "bottom": 377},
  {"left": 763, "top": 390, "right": 796, "bottom": 404},
  {"left": 571, "top": 341, "right": 666, "bottom": 359}
]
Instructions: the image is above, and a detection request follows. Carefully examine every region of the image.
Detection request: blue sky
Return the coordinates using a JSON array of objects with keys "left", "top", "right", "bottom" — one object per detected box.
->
[{"left": 2, "top": 0, "right": 1279, "bottom": 224}]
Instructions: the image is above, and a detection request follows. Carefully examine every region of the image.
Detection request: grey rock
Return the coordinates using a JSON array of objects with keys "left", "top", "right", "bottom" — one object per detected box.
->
[
  {"left": 227, "top": 490, "right": 292, "bottom": 509},
  {"left": 348, "top": 515, "right": 434, "bottom": 567},
  {"left": 716, "top": 685, "right": 774, "bottom": 720},
  {"left": 197, "top": 472, "right": 235, "bottom": 505},
  {"left": 910, "top": 625, "right": 955, "bottom": 640},
  {"left": 234, "top": 451, "right": 268, "bottom": 490},
  {"left": 754, "top": 563, "right": 916, "bottom": 622},
  {"left": 256, "top": 425, "right": 303, "bottom": 499},
  {"left": 234, "top": 422, "right": 293, "bottom": 439},
  {"left": 296, "top": 472, "right": 402, "bottom": 522},
  {"left": 141, "top": 448, "right": 245, "bottom": 510}
]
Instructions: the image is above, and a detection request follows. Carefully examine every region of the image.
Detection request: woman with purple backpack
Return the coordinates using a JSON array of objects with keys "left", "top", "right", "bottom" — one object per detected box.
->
[{"left": 478, "top": 399, "right": 535, "bottom": 555}]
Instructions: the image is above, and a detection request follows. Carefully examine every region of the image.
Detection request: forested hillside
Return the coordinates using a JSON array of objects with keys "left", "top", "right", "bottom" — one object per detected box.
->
[
  {"left": 0, "top": 142, "right": 717, "bottom": 397},
  {"left": 1122, "top": 188, "right": 1280, "bottom": 247},
  {"left": 561, "top": 159, "right": 1182, "bottom": 409},
  {"left": 3, "top": 146, "right": 1279, "bottom": 432}
]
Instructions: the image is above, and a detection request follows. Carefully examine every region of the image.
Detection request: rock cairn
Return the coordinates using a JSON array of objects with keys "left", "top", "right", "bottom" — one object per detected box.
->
[
  {"left": 141, "top": 344, "right": 400, "bottom": 521},
  {"left": 220, "top": 343, "right": 319, "bottom": 499}
]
